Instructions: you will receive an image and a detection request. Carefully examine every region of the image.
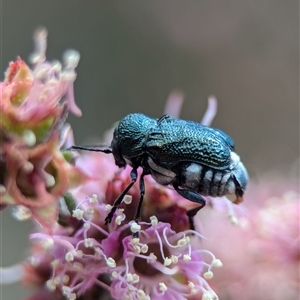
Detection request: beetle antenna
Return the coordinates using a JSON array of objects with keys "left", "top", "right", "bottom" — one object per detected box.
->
[{"left": 67, "top": 145, "right": 112, "bottom": 154}]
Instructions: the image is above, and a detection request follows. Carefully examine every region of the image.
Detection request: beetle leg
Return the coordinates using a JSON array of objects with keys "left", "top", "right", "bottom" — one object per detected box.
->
[
  {"left": 134, "top": 171, "right": 146, "bottom": 223},
  {"left": 105, "top": 167, "right": 138, "bottom": 224},
  {"left": 132, "top": 171, "right": 146, "bottom": 237},
  {"left": 173, "top": 183, "right": 206, "bottom": 231}
]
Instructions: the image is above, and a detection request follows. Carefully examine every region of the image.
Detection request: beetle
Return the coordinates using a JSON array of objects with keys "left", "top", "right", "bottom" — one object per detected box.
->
[{"left": 70, "top": 113, "right": 248, "bottom": 229}]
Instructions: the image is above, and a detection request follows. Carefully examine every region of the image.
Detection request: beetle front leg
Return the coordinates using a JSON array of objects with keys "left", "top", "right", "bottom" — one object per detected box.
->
[
  {"left": 105, "top": 167, "right": 138, "bottom": 224},
  {"left": 132, "top": 171, "right": 146, "bottom": 238},
  {"left": 134, "top": 171, "right": 146, "bottom": 223},
  {"left": 173, "top": 183, "right": 206, "bottom": 231}
]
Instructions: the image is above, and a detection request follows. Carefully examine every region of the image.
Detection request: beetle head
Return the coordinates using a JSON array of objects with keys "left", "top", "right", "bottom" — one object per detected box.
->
[{"left": 111, "top": 113, "right": 156, "bottom": 167}]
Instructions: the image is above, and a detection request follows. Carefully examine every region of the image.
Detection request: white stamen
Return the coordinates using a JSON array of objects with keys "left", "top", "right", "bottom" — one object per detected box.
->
[
  {"left": 130, "top": 238, "right": 140, "bottom": 245},
  {"left": 159, "top": 282, "right": 168, "bottom": 292},
  {"left": 130, "top": 222, "right": 141, "bottom": 233},
  {"left": 132, "top": 274, "right": 139, "bottom": 283},
  {"left": 202, "top": 291, "right": 216, "bottom": 300},
  {"left": 84, "top": 238, "right": 93, "bottom": 248},
  {"left": 229, "top": 215, "right": 239, "bottom": 225},
  {"left": 51, "top": 60, "right": 62, "bottom": 73},
  {"left": 22, "top": 130, "right": 36, "bottom": 147},
  {"left": 188, "top": 281, "right": 195, "bottom": 289},
  {"left": 126, "top": 273, "right": 133, "bottom": 282},
  {"left": 89, "top": 194, "right": 98, "bottom": 204},
  {"left": 183, "top": 254, "right": 191, "bottom": 261},
  {"left": 150, "top": 215, "right": 158, "bottom": 226},
  {"left": 203, "top": 271, "right": 214, "bottom": 279},
  {"left": 164, "top": 257, "right": 172, "bottom": 266},
  {"left": 46, "top": 279, "right": 56, "bottom": 291},
  {"left": 44, "top": 173, "right": 55, "bottom": 188},
  {"left": 188, "top": 281, "right": 199, "bottom": 294},
  {"left": 69, "top": 293, "right": 77, "bottom": 300},
  {"left": 171, "top": 255, "right": 178, "bottom": 264},
  {"left": 106, "top": 257, "right": 116, "bottom": 268},
  {"left": 147, "top": 253, "right": 157, "bottom": 263},
  {"left": 177, "top": 235, "right": 190, "bottom": 246},
  {"left": 60, "top": 70, "right": 76, "bottom": 81},
  {"left": 115, "top": 215, "right": 123, "bottom": 225},
  {"left": 212, "top": 259, "right": 223, "bottom": 267},
  {"left": 65, "top": 252, "right": 74, "bottom": 262},
  {"left": 43, "top": 238, "right": 54, "bottom": 250},
  {"left": 63, "top": 50, "right": 80, "bottom": 69},
  {"left": 12, "top": 205, "right": 32, "bottom": 221},
  {"left": 141, "top": 244, "right": 148, "bottom": 253},
  {"left": 83, "top": 223, "right": 91, "bottom": 230},
  {"left": 53, "top": 276, "right": 61, "bottom": 285},
  {"left": 29, "top": 53, "right": 40, "bottom": 64},
  {"left": 62, "top": 285, "right": 71, "bottom": 295},
  {"left": 123, "top": 195, "right": 132, "bottom": 204},
  {"left": 72, "top": 209, "right": 84, "bottom": 220},
  {"left": 51, "top": 259, "right": 60, "bottom": 268},
  {"left": 62, "top": 285, "right": 77, "bottom": 300},
  {"left": 21, "top": 162, "right": 34, "bottom": 173},
  {"left": 105, "top": 204, "right": 112, "bottom": 211},
  {"left": 133, "top": 245, "right": 141, "bottom": 254},
  {"left": 72, "top": 262, "right": 83, "bottom": 271},
  {"left": 117, "top": 208, "right": 124, "bottom": 214},
  {"left": 137, "top": 289, "right": 147, "bottom": 299},
  {"left": 62, "top": 275, "right": 69, "bottom": 284}
]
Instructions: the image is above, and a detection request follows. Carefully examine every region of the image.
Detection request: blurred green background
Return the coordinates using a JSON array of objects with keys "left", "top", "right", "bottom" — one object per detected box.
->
[{"left": 1, "top": 1, "right": 299, "bottom": 299}]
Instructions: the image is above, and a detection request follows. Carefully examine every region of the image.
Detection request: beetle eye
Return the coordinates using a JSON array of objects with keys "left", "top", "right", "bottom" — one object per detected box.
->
[
  {"left": 147, "top": 145, "right": 162, "bottom": 160},
  {"left": 111, "top": 140, "right": 126, "bottom": 167},
  {"left": 148, "top": 145, "right": 161, "bottom": 153}
]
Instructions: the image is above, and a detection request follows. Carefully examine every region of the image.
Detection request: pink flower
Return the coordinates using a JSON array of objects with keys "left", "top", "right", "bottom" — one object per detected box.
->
[
  {"left": 0, "top": 28, "right": 87, "bottom": 231},
  {"left": 25, "top": 192, "right": 220, "bottom": 300},
  {"left": 0, "top": 30, "right": 81, "bottom": 141},
  {"left": 20, "top": 91, "right": 227, "bottom": 299},
  {"left": 201, "top": 179, "right": 299, "bottom": 300},
  {"left": 110, "top": 222, "right": 218, "bottom": 300},
  {"left": 1, "top": 29, "right": 243, "bottom": 300}
]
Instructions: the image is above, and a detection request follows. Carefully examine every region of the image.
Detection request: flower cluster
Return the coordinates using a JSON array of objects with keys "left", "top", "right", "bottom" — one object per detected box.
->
[
  {"left": 1, "top": 29, "right": 225, "bottom": 300},
  {"left": 23, "top": 144, "right": 223, "bottom": 299},
  {"left": 201, "top": 180, "right": 299, "bottom": 300},
  {"left": 25, "top": 192, "right": 221, "bottom": 300},
  {"left": 0, "top": 28, "right": 87, "bottom": 231},
  {"left": 4, "top": 28, "right": 298, "bottom": 300}
]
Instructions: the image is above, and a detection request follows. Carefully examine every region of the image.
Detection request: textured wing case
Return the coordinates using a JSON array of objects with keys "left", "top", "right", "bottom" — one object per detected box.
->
[{"left": 146, "top": 115, "right": 232, "bottom": 169}]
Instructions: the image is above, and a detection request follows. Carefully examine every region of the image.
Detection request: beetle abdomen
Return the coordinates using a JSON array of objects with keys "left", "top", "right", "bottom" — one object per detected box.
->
[{"left": 181, "top": 162, "right": 237, "bottom": 197}]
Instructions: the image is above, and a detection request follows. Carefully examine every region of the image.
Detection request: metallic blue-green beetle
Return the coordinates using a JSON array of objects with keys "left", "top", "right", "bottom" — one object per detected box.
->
[{"left": 71, "top": 113, "right": 248, "bottom": 228}]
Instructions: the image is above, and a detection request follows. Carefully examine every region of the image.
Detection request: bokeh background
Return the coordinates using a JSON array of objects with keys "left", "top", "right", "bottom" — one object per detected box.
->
[{"left": 1, "top": 1, "right": 299, "bottom": 299}]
